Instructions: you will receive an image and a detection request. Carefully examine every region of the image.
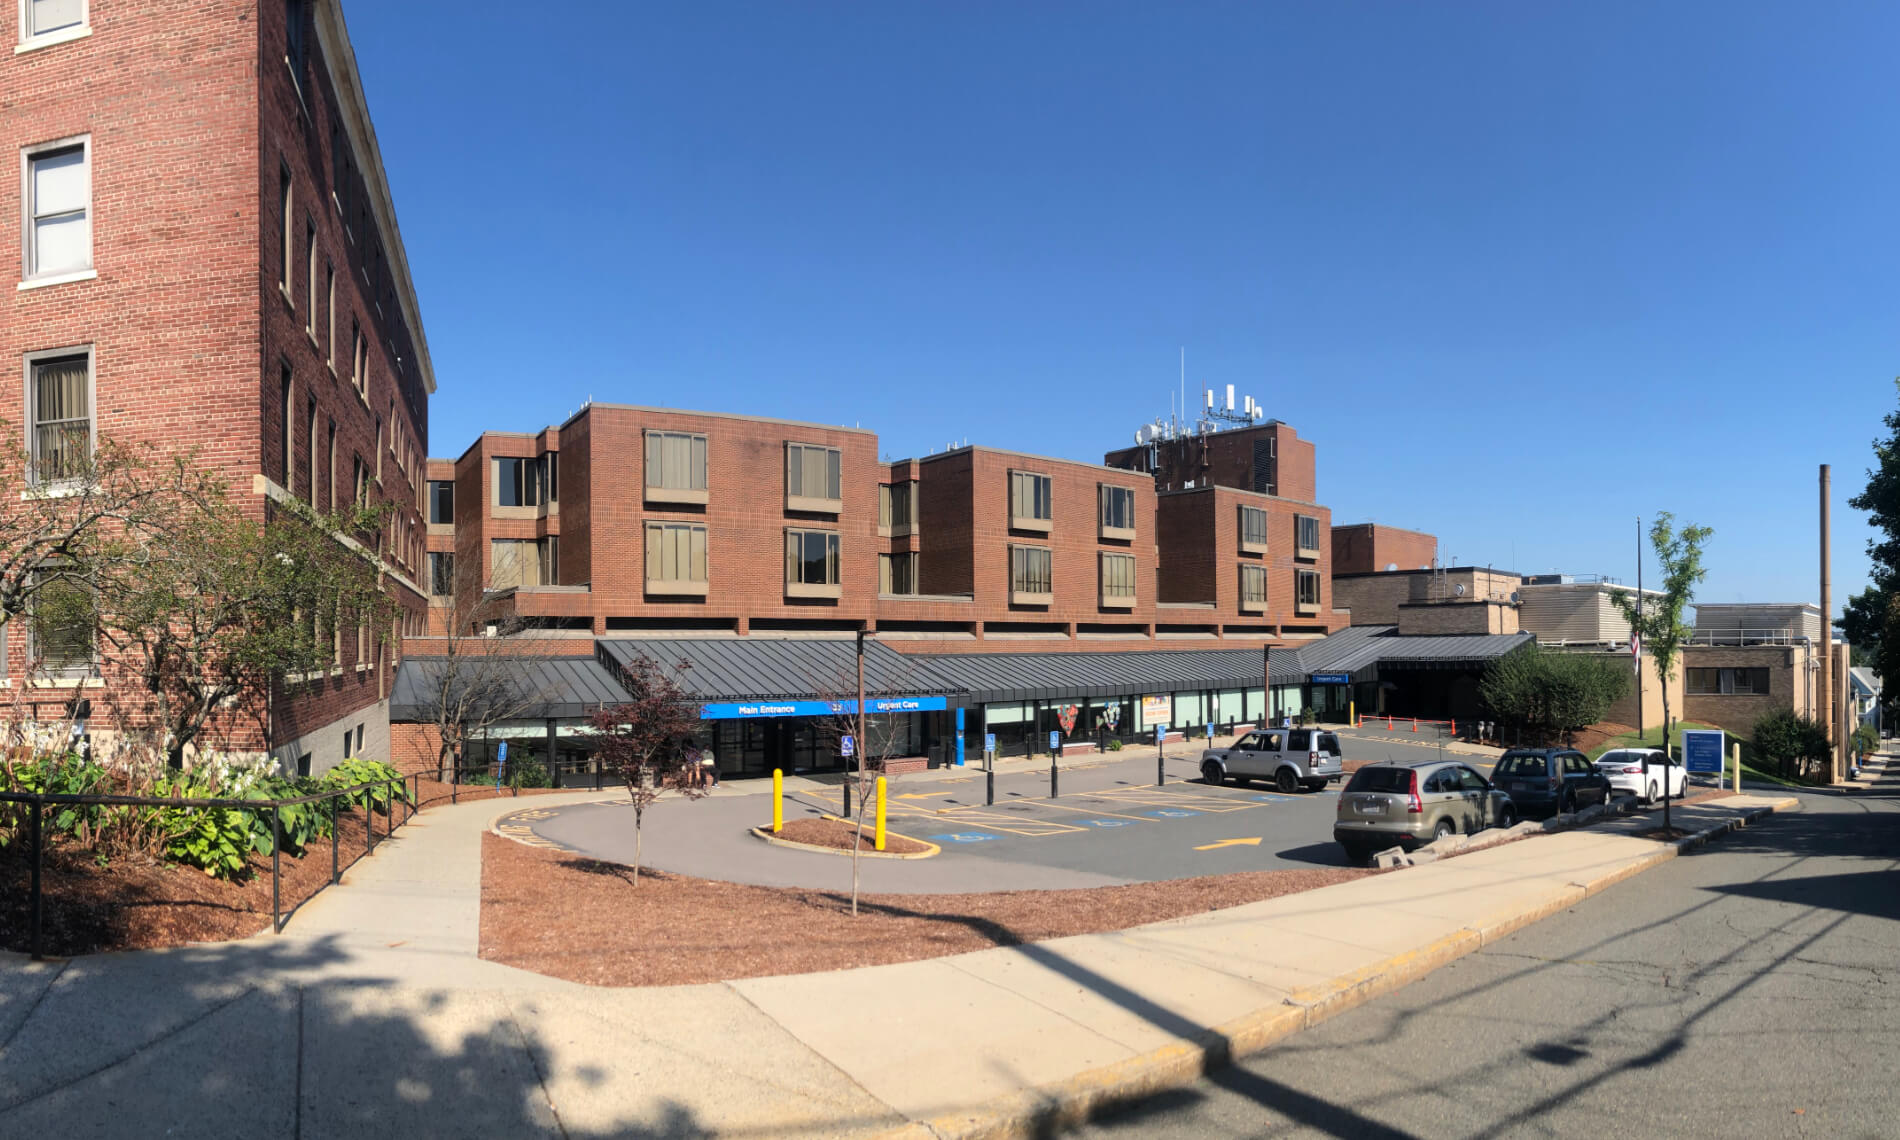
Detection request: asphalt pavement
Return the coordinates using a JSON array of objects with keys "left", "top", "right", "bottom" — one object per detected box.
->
[
  {"left": 1071, "top": 777, "right": 1900, "bottom": 1139},
  {"left": 521, "top": 734, "right": 1490, "bottom": 891}
]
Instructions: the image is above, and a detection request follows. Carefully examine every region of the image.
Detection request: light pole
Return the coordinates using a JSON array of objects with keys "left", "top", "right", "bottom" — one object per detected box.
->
[{"left": 852, "top": 627, "right": 872, "bottom": 818}]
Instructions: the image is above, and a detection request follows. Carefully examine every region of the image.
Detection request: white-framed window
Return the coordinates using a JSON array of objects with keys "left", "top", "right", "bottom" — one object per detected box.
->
[
  {"left": 280, "top": 366, "right": 294, "bottom": 486},
  {"left": 785, "top": 528, "right": 840, "bottom": 586},
  {"left": 1100, "top": 551, "right": 1136, "bottom": 600},
  {"left": 23, "top": 137, "right": 90, "bottom": 280},
  {"left": 25, "top": 347, "right": 92, "bottom": 485},
  {"left": 20, "top": 0, "right": 86, "bottom": 48},
  {"left": 285, "top": 0, "right": 310, "bottom": 101},
  {"left": 305, "top": 220, "right": 318, "bottom": 336},
  {"left": 1009, "top": 544, "right": 1052, "bottom": 596},
  {"left": 325, "top": 263, "right": 336, "bottom": 370},
  {"left": 29, "top": 568, "right": 95, "bottom": 680},
  {"left": 279, "top": 164, "right": 294, "bottom": 298},
  {"left": 646, "top": 522, "right": 709, "bottom": 586}
]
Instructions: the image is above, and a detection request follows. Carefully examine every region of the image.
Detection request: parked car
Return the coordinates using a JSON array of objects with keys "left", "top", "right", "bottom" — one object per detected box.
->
[
  {"left": 1491, "top": 748, "right": 1612, "bottom": 818},
  {"left": 1333, "top": 759, "right": 1517, "bottom": 864},
  {"left": 1594, "top": 748, "right": 1686, "bottom": 803},
  {"left": 1200, "top": 726, "right": 1344, "bottom": 793}
]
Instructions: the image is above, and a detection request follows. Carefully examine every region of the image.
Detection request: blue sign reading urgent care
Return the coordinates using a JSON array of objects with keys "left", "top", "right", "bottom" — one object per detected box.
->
[
  {"left": 1310, "top": 673, "right": 1352, "bottom": 685},
  {"left": 697, "top": 695, "right": 949, "bottom": 720}
]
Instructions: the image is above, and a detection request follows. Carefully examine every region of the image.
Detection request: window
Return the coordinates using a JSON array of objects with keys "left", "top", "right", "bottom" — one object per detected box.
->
[
  {"left": 307, "top": 398, "right": 318, "bottom": 506},
  {"left": 540, "top": 535, "right": 559, "bottom": 584},
  {"left": 426, "top": 552, "right": 453, "bottom": 597},
  {"left": 27, "top": 350, "right": 90, "bottom": 484},
  {"left": 429, "top": 480, "right": 454, "bottom": 524},
  {"left": 29, "top": 571, "right": 94, "bottom": 680},
  {"left": 645, "top": 430, "right": 707, "bottom": 499},
  {"left": 786, "top": 443, "right": 843, "bottom": 504},
  {"left": 1009, "top": 544, "right": 1052, "bottom": 598},
  {"left": 374, "top": 416, "right": 383, "bottom": 483},
  {"left": 23, "top": 0, "right": 86, "bottom": 43},
  {"left": 880, "top": 552, "right": 917, "bottom": 596},
  {"left": 285, "top": 0, "right": 309, "bottom": 98},
  {"left": 1296, "top": 514, "right": 1321, "bottom": 557},
  {"left": 304, "top": 222, "right": 319, "bottom": 335},
  {"left": 280, "top": 367, "right": 294, "bottom": 485},
  {"left": 646, "top": 523, "right": 708, "bottom": 590},
  {"left": 1099, "top": 484, "right": 1136, "bottom": 538},
  {"left": 326, "top": 420, "right": 336, "bottom": 510},
  {"left": 1010, "top": 471, "right": 1053, "bottom": 528},
  {"left": 495, "top": 456, "right": 541, "bottom": 507},
  {"left": 24, "top": 141, "right": 90, "bottom": 279},
  {"left": 1296, "top": 569, "right": 1321, "bottom": 612},
  {"left": 352, "top": 321, "right": 367, "bottom": 395},
  {"left": 279, "top": 165, "right": 294, "bottom": 297},
  {"left": 879, "top": 481, "right": 915, "bottom": 533},
  {"left": 325, "top": 264, "right": 336, "bottom": 369},
  {"left": 1240, "top": 564, "right": 1268, "bottom": 609},
  {"left": 785, "top": 528, "right": 841, "bottom": 589},
  {"left": 1687, "top": 667, "right": 1771, "bottom": 695},
  {"left": 353, "top": 456, "right": 368, "bottom": 508},
  {"left": 1239, "top": 505, "right": 1269, "bottom": 553},
  {"left": 543, "top": 452, "right": 558, "bottom": 503},
  {"left": 491, "top": 539, "right": 554, "bottom": 590},
  {"left": 1100, "top": 551, "right": 1136, "bottom": 604}
]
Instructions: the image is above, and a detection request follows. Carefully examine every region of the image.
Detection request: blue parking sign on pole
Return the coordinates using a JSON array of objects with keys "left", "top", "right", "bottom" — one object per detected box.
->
[
  {"left": 496, "top": 741, "right": 506, "bottom": 791},
  {"left": 1049, "top": 730, "right": 1060, "bottom": 751},
  {"left": 841, "top": 735, "right": 855, "bottom": 758},
  {"left": 985, "top": 733, "right": 996, "bottom": 754}
]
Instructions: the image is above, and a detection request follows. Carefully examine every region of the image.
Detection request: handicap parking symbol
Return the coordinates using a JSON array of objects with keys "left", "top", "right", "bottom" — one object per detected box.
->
[
  {"left": 1085, "top": 819, "right": 1133, "bottom": 828},
  {"left": 930, "top": 832, "right": 1000, "bottom": 844},
  {"left": 1147, "top": 809, "right": 1199, "bottom": 819}
]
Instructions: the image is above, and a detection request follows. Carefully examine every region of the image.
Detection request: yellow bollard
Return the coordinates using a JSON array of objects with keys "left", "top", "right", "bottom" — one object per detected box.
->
[
  {"left": 875, "top": 776, "right": 887, "bottom": 851},
  {"left": 772, "top": 768, "right": 783, "bottom": 833},
  {"left": 1349, "top": 698, "right": 1356, "bottom": 728}
]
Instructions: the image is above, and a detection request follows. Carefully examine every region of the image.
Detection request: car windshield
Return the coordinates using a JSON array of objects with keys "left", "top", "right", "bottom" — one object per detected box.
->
[
  {"left": 1596, "top": 752, "right": 1629, "bottom": 766},
  {"left": 1346, "top": 767, "right": 1413, "bottom": 794},
  {"left": 1495, "top": 754, "right": 1548, "bottom": 777}
]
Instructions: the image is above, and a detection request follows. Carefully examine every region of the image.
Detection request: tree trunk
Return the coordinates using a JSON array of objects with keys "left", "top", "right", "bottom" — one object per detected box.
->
[
  {"left": 633, "top": 806, "right": 643, "bottom": 886},
  {"left": 1661, "top": 688, "right": 1672, "bottom": 832},
  {"left": 850, "top": 768, "right": 866, "bottom": 917}
]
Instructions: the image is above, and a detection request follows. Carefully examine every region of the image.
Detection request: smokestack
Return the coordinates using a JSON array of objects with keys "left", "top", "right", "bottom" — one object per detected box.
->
[{"left": 1821, "top": 464, "right": 1834, "bottom": 778}]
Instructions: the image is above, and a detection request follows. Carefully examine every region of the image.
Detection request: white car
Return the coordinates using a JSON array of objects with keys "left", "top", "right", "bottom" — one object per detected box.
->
[{"left": 1594, "top": 748, "right": 1687, "bottom": 803}]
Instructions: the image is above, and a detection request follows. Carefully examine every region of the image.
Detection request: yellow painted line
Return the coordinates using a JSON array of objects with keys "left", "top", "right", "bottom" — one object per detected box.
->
[
  {"left": 1194, "top": 837, "right": 1263, "bottom": 851},
  {"left": 998, "top": 799, "right": 1161, "bottom": 824},
  {"left": 922, "top": 807, "right": 1087, "bottom": 836},
  {"left": 1099, "top": 787, "right": 1267, "bottom": 812}
]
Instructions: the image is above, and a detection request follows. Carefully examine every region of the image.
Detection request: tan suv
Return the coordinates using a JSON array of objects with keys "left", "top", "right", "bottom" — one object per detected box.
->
[{"left": 1333, "top": 759, "right": 1517, "bottom": 864}]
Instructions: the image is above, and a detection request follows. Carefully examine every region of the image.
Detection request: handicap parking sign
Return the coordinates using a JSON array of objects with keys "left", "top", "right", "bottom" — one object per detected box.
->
[
  {"left": 930, "top": 832, "right": 999, "bottom": 844},
  {"left": 1085, "top": 819, "right": 1133, "bottom": 828},
  {"left": 1147, "top": 809, "right": 1198, "bottom": 819},
  {"left": 985, "top": 733, "right": 997, "bottom": 753}
]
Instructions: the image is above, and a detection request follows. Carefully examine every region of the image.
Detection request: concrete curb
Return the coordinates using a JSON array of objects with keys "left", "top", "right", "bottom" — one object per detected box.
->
[
  {"left": 869, "top": 795, "right": 1797, "bottom": 1140},
  {"left": 747, "top": 822, "right": 941, "bottom": 860}
]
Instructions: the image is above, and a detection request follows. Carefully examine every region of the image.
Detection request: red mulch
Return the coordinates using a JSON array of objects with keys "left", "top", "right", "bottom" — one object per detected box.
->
[
  {"left": 478, "top": 834, "right": 1375, "bottom": 987},
  {"left": 0, "top": 808, "right": 389, "bottom": 957},
  {"left": 767, "top": 817, "right": 932, "bottom": 855}
]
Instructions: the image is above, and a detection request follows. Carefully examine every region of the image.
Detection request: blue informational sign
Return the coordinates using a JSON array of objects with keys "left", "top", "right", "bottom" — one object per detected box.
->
[
  {"left": 840, "top": 735, "right": 855, "bottom": 758},
  {"left": 1156, "top": 726, "right": 1166, "bottom": 745},
  {"left": 1049, "top": 730, "right": 1060, "bottom": 751},
  {"left": 1310, "top": 673, "right": 1352, "bottom": 685},
  {"left": 984, "top": 733, "right": 997, "bottom": 754},
  {"left": 1682, "top": 729, "right": 1725, "bottom": 775},
  {"left": 698, "top": 695, "right": 949, "bottom": 720},
  {"left": 955, "top": 708, "right": 966, "bottom": 766},
  {"left": 495, "top": 741, "right": 507, "bottom": 791}
]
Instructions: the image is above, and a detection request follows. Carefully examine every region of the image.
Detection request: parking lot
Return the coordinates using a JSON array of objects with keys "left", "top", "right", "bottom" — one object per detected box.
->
[{"left": 512, "top": 731, "right": 1500, "bottom": 894}]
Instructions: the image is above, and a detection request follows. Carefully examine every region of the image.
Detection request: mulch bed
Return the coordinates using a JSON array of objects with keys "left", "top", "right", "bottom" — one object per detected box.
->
[
  {"left": 0, "top": 808, "right": 388, "bottom": 957},
  {"left": 478, "top": 833, "right": 1374, "bottom": 987},
  {"left": 766, "top": 817, "right": 932, "bottom": 855}
]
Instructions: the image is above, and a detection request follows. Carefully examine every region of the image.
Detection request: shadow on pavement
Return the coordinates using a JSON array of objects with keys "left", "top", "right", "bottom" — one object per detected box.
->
[{"left": 1272, "top": 841, "right": 1354, "bottom": 868}]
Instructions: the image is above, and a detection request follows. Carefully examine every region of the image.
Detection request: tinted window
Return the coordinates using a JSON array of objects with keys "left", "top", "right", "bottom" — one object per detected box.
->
[
  {"left": 1495, "top": 754, "right": 1548, "bottom": 778},
  {"left": 1422, "top": 769, "right": 1452, "bottom": 793},
  {"left": 1346, "top": 767, "right": 1414, "bottom": 794},
  {"left": 1287, "top": 729, "right": 1311, "bottom": 750},
  {"left": 1318, "top": 733, "right": 1340, "bottom": 754},
  {"left": 1260, "top": 733, "right": 1283, "bottom": 751},
  {"left": 1457, "top": 767, "right": 1489, "bottom": 792},
  {"left": 1235, "top": 733, "right": 1263, "bottom": 751}
]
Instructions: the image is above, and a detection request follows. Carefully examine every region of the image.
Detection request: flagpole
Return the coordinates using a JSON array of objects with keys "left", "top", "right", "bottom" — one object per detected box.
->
[{"left": 1636, "top": 516, "right": 1644, "bottom": 742}]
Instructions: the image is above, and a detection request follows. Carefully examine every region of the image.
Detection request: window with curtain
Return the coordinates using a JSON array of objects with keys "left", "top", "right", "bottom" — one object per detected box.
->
[
  {"left": 1100, "top": 552, "right": 1136, "bottom": 599},
  {"left": 29, "top": 353, "right": 89, "bottom": 483},
  {"left": 880, "top": 552, "right": 916, "bottom": 595},
  {"left": 1010, "top": 471, "right": 1052, "bottom": 523},
  {"left": 27, "top": 143, "right": 89, "bottom": 277},
  {"left": 880, "top": 482, "right": 915, "bottom": 530},
  {"left": 26, "top": 0, "right": 85, "bottom": 39},
  {"left": 1296, "top": 514, "right": 1321, "bottom": 553},
  {"left": 491, "top": 539, "right": 545, "bottom": 590},
  {"left": 645, "top": 430, "right": 707, "bottom": 491},
  {"left": 1240, "top": 506, "right": 1269, "bottom": 549},
  {"left": 646, "top": 523, "right": 707, "bottom": 584},
  {"left": 1296, "top": 569, "right": 1321, "bottom": 607},
  {"left": 1240, "top": 564, "right": 1268, "bottom": 605},
  {"left": 30, "top": 571, "right": 94, "bottom": 679},
  {"left": 787, "top": 443, "right": 842, "bottom": 501},
  {"left": 1010, "top": 545, "right": 1052, "bottom": 595},
  {"left": 1099, "top": 485, "right": 1135, "bottom": 532},
  {"left": 785, "top": 529, "right": 840, "bottom": 586}
]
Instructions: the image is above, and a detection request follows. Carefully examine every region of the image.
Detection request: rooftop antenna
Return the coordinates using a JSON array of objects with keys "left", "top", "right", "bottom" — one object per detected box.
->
[{"left": 1179, "top": 347, "right": 1186, "bottom": 438}]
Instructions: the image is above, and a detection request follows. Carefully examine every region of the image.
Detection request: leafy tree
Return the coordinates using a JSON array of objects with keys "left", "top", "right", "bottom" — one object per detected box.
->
[
  {"left": 1847, "top": 381, "right": 1900, "bottom": 703},
  {"left": 1479, "top": 645, "right": 1631, "bottom": 743},
  {"left": 88, "top": 489, "right": 396, "bottom": 767},
  {"left": 1837, "top": 586, "right": 1884, "bottom": 668},
  {"left": 587, "top": 657, "right": 705, "bottom": 884},
  {"left": 1750, "top": 709, "right": 1830, "bottom": 782},
  {"left": 401, "top": 559, "right": 551, "bottom": 779},
  {"left": 1611, "top": 513, "right": 1711, "bottom": 830}
]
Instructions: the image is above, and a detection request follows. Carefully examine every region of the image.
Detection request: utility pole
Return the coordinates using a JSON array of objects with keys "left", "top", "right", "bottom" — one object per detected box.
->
[
  {"left": 855, "top": 628, "right": 870, "bottom": 816},
  {"left": 1636, "top": 516, "right": 1644, "bottom": 740},
  {"left": 1263, "top": 643, "right": 1271, "bottom": 728},
  {"left": 1821, "top": 465, "right": 1835, "bottom": 781}
]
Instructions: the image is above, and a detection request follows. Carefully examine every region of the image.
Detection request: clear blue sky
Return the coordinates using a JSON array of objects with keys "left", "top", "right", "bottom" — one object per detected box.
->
[{"left": 348, "top": 0, "right": 1896, "bottom": 614}]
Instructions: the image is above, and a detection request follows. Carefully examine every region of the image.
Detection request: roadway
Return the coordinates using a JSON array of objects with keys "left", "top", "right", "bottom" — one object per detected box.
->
[{"left": 1070, "top": 780, "right": 1900, "bottom": 1138}]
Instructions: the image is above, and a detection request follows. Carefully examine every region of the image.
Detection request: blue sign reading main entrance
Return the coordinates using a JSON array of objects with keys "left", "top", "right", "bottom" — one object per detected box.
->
[
  {"left": 1310, "top": 673, "right": 1352, "bottom": 685},
  {"left": 698, "top": 695, "right": 949, "bottom": 720}
]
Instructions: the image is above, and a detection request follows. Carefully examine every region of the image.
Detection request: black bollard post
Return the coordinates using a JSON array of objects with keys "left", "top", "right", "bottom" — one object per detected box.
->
[
  {"left": 842, "top": 777, "right": 852, "bottom": 819},
  {"left": 986, "top": 764, "right": 995, "bottom": 806}
]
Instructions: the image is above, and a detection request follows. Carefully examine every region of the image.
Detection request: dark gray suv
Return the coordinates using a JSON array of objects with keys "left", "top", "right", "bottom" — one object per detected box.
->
[{"left": 1492, "top": 748, "right": 1612, "bottom": 818}]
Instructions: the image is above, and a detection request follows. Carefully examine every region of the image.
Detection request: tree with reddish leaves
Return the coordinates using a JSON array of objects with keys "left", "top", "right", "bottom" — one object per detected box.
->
[{"left": 587, "top": 657, "right": 705, "bottom": 884}]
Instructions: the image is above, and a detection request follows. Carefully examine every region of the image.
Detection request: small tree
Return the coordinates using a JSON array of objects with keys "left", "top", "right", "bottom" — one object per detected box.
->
[
  {"left": 1612, "top": 512, "right": 1713, "bottom": 828},
  {"left": 812, "top": 648, "right": 933, "bottom": 916},
  {"left": 405, "top": 559, "right": 551, "bottom": 779},
  {"left": 1750, "top": 709, "right": 1830, "bottom": 781},
  {"left": 1480, "top": 645, "right": 1630, "bottom": 744},
  {"left": 588, "top": 657, "right": 704, "bottom": 884}
]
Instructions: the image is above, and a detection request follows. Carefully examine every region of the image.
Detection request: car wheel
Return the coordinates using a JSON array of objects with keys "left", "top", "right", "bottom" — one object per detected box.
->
[
  {"left": 1275, "top": 768, "right": 1299, "bottom": 795},
  {"left": 1433, "top": 817, "right": 1456, "bottom": 840},
  {"left": 1560, "top": 789, "right": 1577, "bottom": 815},
  {"left": 1201, "top": 761, "right": 1225, "bottom": 787},
  {"left": 1340, "top": 842, "right": 1369, "bottom": 866},
  {"left": 1646, "top": 781, "right": 1658, "bottom": 804},
  {"left": 1495, "top": 804, "right": 1516, "bottom": 830}
]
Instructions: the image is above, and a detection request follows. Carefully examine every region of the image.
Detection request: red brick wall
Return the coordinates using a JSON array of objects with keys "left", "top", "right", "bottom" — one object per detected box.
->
[
  {"left": 1102, "top": 422, "right": 1319, "bottom": 504},
  {"left": 1332, "top": 523, "right": 1437, "bottom": 575},
  {"left": 1153, "top": 487, "right": 1343, "bottom": 637}
]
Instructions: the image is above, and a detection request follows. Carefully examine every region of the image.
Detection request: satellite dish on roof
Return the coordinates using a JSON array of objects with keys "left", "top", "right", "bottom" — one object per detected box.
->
[
  {"left": 1454, "top": 583, "right": 1467, "bottom": 597},
  {"left": 1384, "top": 562, "right": 1398, "bottom": 572}
]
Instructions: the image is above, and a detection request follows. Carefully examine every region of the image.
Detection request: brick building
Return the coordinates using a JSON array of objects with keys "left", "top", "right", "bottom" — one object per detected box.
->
[
  {"left": 1331, "top": 523, "right": 1437, "bottom": 575},
  {"left": 2, "top": 0, "right": 431, "bottom": 773}
]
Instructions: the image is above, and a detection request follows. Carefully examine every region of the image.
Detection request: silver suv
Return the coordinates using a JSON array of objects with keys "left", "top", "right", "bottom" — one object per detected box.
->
[{"left": 1201, "top": 727, "right": 1344, "bottom": 794}]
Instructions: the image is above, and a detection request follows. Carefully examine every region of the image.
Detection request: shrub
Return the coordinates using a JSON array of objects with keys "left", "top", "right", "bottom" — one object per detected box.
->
[
  {"left": 1750, "top": 709, "right": 1831, "bottom": 780},
  {"left": 1854, "top": 723, "right": 1879, "bottom": 759},
  {"left": 1, "top": 752, "right": 109, "bottom": 848},
  {"left": 319, "top": 758, "right": 412, "bottom": 815},
  {"left": 505, "top": 755, "right": 553, "bottom": 790},
  {"left": 1481, "top": 646, "right": 1632, "bottom": 743},
  {"left": 1106, "top": 739, "right": 1124, "bottom": 752},
  {"left": 150, "top": 771, "right": 253, "bottom": 879}
]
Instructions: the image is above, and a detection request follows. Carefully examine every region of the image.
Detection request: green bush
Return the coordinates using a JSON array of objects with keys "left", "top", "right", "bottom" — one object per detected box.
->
[
  {"left": 150, "top": 772, "right": 253, "bottom": 879},
  {"left": 505, "top": 755, "right": 553, "bottom": 789},
  {"left": 2, "top": 752, "right": 109, "bottom": 848},
  {"left": 238, "top": 775, "right": 339, "bottom": 857},
  {"left": 1481, "top": 646, "right": 1632, "bottom": 742},
  {"left": 1106, "top": 739, "right": 1124, "bottom": 752},
  {"left": 319, "top": 758, "right": 412, "bottom": 815},
  {"left": 1854, "top": 723, "right": 1879, "bottom": 759},
  {"left": 1750, "top": 709, "right": 1830, "bottom": 780}
]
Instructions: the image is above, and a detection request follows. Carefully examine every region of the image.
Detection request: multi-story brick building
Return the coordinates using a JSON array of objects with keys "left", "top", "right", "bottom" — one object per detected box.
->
[
  {"left": 2, "top": 0, "right": 431, "bottom": 773},
  {"left": 1331, "top": 523, "right": 1437, "bottom": 575}
]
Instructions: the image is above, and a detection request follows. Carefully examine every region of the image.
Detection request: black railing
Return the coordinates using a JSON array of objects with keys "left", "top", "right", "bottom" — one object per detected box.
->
[{"left": 1, "top": 772, "right": 422, "bottom": 961}]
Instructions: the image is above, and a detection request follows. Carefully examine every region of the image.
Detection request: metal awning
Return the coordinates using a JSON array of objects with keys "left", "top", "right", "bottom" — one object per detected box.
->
[
  {"left": 390, "top": 656, "right": 631, "bottom": 722},
  {"left": 912, "top": 648, "right": 1303, "bottom": 705},
  {"left": 596, "top": 638, "right": 958, "bottom": 703}
]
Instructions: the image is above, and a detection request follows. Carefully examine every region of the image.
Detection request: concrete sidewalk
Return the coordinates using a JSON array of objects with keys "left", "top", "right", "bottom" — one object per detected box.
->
[{"left": 0, "top": 789, "right": 1797, "bottom": 1139}]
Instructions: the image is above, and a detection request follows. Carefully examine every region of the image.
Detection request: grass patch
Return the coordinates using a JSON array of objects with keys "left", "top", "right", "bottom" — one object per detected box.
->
[{"left": 1586, "top": 721, "right": 1726, "bottom": 760}]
